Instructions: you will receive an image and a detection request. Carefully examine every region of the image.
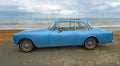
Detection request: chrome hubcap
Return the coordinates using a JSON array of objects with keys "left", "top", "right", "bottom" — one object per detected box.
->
[
  {"left": 85, "top": 38, "right": 97, "bottom": 50},
  {"left": 86, "top": 40, "right": 95, "bottom": 49},
  {"left": 88, "top": 41, "right": 93, "bottom": 46},
  {"left": 24, "top": 43, "right": 30, "bottom": 49},
  {"left": 22, "top": 42, "right": 32, "bottom": 51}
]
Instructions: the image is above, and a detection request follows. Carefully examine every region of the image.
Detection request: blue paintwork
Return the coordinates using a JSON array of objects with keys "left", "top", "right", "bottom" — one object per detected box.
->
[{"left": 13, "top": 19, "right": 113, "bottom": 47}]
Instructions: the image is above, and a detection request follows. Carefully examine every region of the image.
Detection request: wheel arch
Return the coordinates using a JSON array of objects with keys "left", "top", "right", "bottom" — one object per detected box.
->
[
  {"left": 18, "top": 38, "right": 36, "bottom": 47},
  {"left": 85, "top": 36, "right": 99, "bottom": 43}
]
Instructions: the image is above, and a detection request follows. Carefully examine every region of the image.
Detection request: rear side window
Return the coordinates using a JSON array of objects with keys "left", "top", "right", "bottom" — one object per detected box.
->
[{"left": 75, "top": 22, "right": 87, "bottom": 30}]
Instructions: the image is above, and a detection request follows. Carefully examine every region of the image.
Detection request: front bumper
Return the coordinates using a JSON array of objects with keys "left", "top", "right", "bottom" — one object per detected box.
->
[
  {"left": 13, "top": 44, "right": 18, "bottom": 47},
  {"left": 112, "top": 39, "right": 114, "bottom": 44}
]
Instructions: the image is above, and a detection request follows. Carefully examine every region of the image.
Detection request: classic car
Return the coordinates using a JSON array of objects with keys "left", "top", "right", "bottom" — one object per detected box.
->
[{"left": 13, "top": 19, "right": 113, "bottom": 52}]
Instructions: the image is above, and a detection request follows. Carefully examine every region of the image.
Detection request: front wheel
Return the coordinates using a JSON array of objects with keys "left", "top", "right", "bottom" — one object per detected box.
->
[
  {"left": 19, "top": 39, "right": 35, "bottom": 53},
  {"left": 84, "top": 38, "right": 97, "bottom": 50}
]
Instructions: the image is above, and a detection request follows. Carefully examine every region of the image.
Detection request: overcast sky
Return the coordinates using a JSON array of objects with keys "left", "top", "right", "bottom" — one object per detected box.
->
[{"left": 0, "top": 0, "right": 120, "bottom": 18}]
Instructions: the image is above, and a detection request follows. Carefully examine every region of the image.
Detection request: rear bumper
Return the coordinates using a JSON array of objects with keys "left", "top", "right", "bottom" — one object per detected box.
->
[{"left": 99, "top": 39, "right": 114, "bottom": 44}]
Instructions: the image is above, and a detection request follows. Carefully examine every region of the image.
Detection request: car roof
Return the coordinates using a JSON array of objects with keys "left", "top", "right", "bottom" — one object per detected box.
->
[{"left": 55, "top": 19, "right": 88, "bottom": 24}]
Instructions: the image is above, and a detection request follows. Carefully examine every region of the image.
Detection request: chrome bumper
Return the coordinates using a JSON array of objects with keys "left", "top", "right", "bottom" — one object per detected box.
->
[
  {"left": 112, "top": 39, "right": 114, "bottom": 44},
  {"left": 13, "top": 44, "right": 18, "bottom": 47}
]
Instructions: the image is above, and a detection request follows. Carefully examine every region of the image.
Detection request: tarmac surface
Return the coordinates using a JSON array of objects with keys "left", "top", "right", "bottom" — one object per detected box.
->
[{"left": 0, "top": 39, "right": 120, "bottom": 66}]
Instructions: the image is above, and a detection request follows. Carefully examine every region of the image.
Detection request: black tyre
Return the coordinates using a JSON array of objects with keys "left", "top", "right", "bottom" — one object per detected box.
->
[
  {"left": 84, "top": 38, "right": 97, "bottom": 50},
  {"left": 19, "top": 39, "right": 35, "bottom": 53}
]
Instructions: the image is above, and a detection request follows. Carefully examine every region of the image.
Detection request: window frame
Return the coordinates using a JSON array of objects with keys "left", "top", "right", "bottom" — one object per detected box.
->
[{"left": 54, "top": 21, "right": 88, "bottom": 31}]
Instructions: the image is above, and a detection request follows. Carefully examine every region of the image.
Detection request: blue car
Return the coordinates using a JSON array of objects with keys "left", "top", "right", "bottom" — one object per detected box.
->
[{"left": 13, "top": 19, "right": 113, "bottom": 52}]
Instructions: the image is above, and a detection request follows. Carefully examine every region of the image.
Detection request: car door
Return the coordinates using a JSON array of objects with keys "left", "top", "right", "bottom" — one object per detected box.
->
[
  {"left": 49, "top": 22, "right": 76, "bottom": 46},
  {"left": 74, "top": 22, "right": 89, "bottom": 45}
]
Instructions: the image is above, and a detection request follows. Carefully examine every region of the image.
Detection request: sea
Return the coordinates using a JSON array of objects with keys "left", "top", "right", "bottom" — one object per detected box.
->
[{"left": 0, "top": 18, "right": 120, "bottom": 31}]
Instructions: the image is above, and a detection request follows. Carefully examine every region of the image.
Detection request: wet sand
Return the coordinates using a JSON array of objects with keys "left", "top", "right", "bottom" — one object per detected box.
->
[{"left": 0, "top": 30, "right": 120, "bottom": 66}]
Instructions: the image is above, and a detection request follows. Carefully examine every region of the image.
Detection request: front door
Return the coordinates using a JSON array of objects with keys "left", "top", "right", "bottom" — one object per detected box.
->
[{"left": 49, "top": 22, "right": 75, "bottom": 46}]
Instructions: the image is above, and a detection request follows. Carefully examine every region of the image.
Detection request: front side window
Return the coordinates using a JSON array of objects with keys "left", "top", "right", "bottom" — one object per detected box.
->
[{"left": 56, "top": 22, "right": 75, "bottom": 30}]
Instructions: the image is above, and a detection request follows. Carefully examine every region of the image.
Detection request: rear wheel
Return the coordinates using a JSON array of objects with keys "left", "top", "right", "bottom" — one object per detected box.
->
[
  {"left": 19, "top": 39, "right": 35, "bottom": 53},
  {"left": 84, "top": 38, "right": 97, "bottom": 50}
]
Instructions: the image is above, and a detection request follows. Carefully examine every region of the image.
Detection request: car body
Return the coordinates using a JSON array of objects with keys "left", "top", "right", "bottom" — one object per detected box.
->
[{"left": 13, "top": 19, "right": 113, "bottom": 52}]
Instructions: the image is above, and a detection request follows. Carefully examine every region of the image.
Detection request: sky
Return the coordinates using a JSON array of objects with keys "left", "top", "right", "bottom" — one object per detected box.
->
[{"left": 0, "top": 0, "right": 120, "bottom": 18}]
